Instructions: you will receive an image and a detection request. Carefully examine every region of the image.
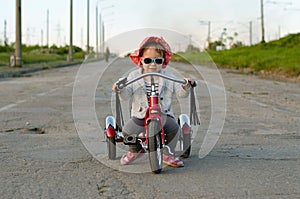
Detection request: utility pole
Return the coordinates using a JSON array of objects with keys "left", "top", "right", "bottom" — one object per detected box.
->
[
  {"left": 15, "top": 0, "right": 22, "bottom": 67},
  {"left": 249, "top": 21, "right": 253, "bottom": 46},
  {"left": 46, "top": 9, "right": 49, "bottom": 47},
  {"left": 260, "top": 0, "right": 265, "bottom": 43},
  {"left": 96, "top": 5, "right": 99, "bottom": 58},
  {"left": 102, "top": 22, "right": 105, "bottom": 54},
  {"left": 54, "top": 23, "right": 63, "bottom": 46},
  {"left": 199, "top": 20, "right": 211, "bottom": 49},
  {"left": 68, "top": 0, "right": 73, "bottom": 62},
  {"left": 99, "top": 14, "right": 102, "bottom": 55},
  {"left": 87, "top": 0, "right": 90, "bottom": 55},
  {"left": 26, "top": 28, "right": 30, "bottom": 45},
  {"left": 207, "top": 21, "right": 211, "bottom": 45},
  {"left": 81, "top": 28, "right": 83, "bottom": 49},
  {"left": 4, "top": 20, "right": 8, "bottom": 46},
  {"left": 41, "top": 29, "right": 43, "bottom": 46}
]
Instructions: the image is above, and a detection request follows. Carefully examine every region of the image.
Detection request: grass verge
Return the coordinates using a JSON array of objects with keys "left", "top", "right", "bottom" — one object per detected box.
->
[
  {"left": 0, "top": 51, "right": 86, "bottom": 76},
  {"left": 175, "top": 33, "right": 300, "bottom": 81}
]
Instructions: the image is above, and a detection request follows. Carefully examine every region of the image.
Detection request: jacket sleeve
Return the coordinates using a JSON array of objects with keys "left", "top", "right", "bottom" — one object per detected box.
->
[
  {"left": 118, "top": 71, "right": 135, "bottom": 100},
  {"left": 165, "top": 71, "right": 189, "bottom": 98},
  {"left": 174, "top": 81, "right": 190, "bottom": 98},
  {"left": 119, "top": 84, "right": 132, "bottom": 100}
]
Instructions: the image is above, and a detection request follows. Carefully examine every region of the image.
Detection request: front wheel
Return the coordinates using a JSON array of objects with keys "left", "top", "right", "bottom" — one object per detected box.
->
[
  {"left": 148, "top": 121, "right": 163, "bottom": 174},
  {"left": 181, "top": 132, "right": 191, "bottom": 158},
  {"left": 107, "top": 137, "right": 116, "bottom": 160}
]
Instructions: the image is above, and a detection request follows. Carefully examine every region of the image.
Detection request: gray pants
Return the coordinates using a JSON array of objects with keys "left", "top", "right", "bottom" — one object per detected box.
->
[{"left": 123, "top": 115, "right": 179, "bottom": 154}]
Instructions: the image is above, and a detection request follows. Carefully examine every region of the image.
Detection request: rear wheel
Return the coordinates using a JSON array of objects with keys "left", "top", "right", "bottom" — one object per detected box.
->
[
  {"left": 107, "top": 137, "right": 116, "bottom": 160},
  {"left": 181, "top": 133, "right": 191, "bottom": 158},
  {"left": 105, "top": 117, "right": 117, "bottom": 160},
  {"left": 148, "top": 121, "right": 162, "bottom": 174},
  {"left": 178, "top": 119, "right": 192, "bottom": 158}
]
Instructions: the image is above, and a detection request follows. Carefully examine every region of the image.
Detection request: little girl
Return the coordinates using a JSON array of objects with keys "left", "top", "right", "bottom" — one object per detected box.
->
[{"left": 112, "top": 36, "right": 194, "bottom": 167}]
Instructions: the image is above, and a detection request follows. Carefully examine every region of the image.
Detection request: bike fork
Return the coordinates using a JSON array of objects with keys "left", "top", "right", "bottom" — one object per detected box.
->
[{"left": 138, "top": 140, "right": 173, "bottom": 155}]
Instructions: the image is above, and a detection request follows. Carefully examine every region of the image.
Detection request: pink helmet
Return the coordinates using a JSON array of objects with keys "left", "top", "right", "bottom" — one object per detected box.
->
[{"left": 130, "top": 36, "right": 173, "bottom": 68}]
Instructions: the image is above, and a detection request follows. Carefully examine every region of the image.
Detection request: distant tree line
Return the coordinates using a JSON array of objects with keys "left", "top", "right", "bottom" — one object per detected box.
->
[
  {"left": 208, "top": 28, "right": 244, "bottom": 51},
  {"left": 0, "top": 43, "right": 85, "bottom": 54},
  {"left": 185, "top": 28, "right": 245, "bottom": 53}
]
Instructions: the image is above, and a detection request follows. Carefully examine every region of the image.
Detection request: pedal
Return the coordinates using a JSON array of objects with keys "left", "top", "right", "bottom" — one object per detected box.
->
[{"left": 123, "top": 135, "right": 137, "bottom": 145}]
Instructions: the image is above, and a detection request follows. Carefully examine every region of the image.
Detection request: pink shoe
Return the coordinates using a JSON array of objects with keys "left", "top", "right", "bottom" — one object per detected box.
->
[
  {"left": 120, "top": 149, "right": 145, "bottom": 165},
  {"left": 163, "top": 154, "right": 184, "bottom": 167}
]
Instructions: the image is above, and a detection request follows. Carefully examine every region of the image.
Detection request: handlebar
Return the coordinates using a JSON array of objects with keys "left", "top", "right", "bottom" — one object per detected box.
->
[{"left": 116, "top": 72, "right": 192, "bottom": 90}]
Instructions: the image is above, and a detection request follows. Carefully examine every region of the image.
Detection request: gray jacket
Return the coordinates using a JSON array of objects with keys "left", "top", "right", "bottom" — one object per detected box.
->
[{"left": 119, "top": 68, "right": 190, "bottom": 119}]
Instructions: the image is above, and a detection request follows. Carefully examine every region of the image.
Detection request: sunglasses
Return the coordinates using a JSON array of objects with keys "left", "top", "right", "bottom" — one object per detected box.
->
[{"left": 142, "top": 57, "right": 164, "bottom": 65}]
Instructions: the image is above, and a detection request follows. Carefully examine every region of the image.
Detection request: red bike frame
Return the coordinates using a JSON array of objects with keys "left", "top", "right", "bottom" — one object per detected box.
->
[
  {"left": 144, "top": 83, "right": 165, "bottom": 146},
  {"left": 115, "top": 72, "right": 188, "bottom": 146}
]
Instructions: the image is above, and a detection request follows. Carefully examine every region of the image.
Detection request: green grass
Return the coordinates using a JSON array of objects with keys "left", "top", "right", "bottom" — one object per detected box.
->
[
  {"left": 0, "top": 53, "right": 11, "bottom": 66},
  {"left": 176, "top": 33, "right": 300, "bottom": 77},
  {"left": 0, "top": 51, "right": 86, "bottom": 75},
  {"left": 0, "top": 49, "right": 88, "bottom": 73}
]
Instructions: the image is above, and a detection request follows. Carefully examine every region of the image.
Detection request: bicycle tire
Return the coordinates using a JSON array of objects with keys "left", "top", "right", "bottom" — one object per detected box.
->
[
  {"left": 182, "top": 133, "right": 191, "bottom": 158},
  {"left": 148, "top": 121, "right": 163, "bottom": 174},
  {"left": 107, "top": 137, "right": 116, "bottom": 160}
]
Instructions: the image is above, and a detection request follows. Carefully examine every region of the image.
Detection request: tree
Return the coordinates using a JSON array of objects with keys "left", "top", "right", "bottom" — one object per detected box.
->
[{"left": 208, "top": 40, "right": 225, "bottom": 51}]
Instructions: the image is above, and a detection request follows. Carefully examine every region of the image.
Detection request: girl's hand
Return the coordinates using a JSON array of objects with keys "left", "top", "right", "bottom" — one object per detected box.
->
[
  {"left": 182, "top": 78, "right": 195, "bottom": 90},
  {"left": 112, "top": 82, "right": 121, "bottom": 93}
]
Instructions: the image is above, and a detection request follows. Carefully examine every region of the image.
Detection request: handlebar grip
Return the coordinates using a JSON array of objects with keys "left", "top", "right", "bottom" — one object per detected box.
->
[
  {"left": 183, "top": 79, "right": 188, "bottom": 85},
  {"left": 189, "top": 80, "right": 197, "bottom": 88},
  {"left": 116, "top": 77, "right": 127, "bottom": 90}
]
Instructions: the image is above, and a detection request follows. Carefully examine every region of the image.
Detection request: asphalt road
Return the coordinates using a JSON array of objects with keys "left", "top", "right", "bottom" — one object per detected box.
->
[{"left": 1, "top": 58, "right": 300, "bottom": 198}]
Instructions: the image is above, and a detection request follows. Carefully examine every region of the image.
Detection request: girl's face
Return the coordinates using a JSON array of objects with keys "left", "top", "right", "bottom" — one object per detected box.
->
[{"left": 141, "top": 47, "right": 163, "bottom": 73}]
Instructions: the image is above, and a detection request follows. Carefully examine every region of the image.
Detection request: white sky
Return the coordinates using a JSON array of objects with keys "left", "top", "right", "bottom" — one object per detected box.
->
[{"left": 0, "top": 0, "right": 299, "bottom": 52}]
